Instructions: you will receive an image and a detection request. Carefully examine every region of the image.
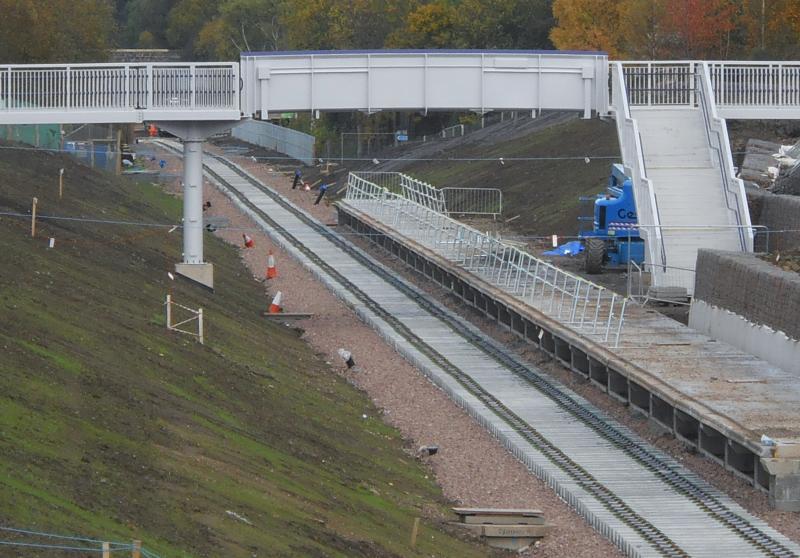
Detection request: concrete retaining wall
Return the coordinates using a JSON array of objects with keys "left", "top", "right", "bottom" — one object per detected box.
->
[
  {"left": 689, "top": 300, "right": 800, "bottom": 375},
  {"left": 747, "top": 188, "right": 800, "bottom": 252},
  {"left": 233, "top": 120, "right": 315, "bottom": 165},
  {"left": 691, "top": 249, "right": 800, "bottom": 374}
]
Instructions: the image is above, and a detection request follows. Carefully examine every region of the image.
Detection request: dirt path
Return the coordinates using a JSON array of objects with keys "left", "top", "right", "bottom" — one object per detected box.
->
[{"left": 149, "top": 145, "right": 624, "bottom": 558}]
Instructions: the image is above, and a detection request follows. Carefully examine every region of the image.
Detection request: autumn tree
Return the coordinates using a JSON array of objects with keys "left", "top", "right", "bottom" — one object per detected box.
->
[
  {"left": 616, "top": 0, "right": 669, "bottom": 59},
  {"left": 660, "top": 0, "right": 736, "bottom": 58},
  {"left": 736, "top": 0, "right": 800, "bottom": 58},
  {"left": 550, "top": 0, "right": 625, "bottom": 57},
  {"left": 0, "top": 0, "right": 115, "bottom": 62},
  {"left": 386, "top": 1, "right": 460, "bottom": 48}
]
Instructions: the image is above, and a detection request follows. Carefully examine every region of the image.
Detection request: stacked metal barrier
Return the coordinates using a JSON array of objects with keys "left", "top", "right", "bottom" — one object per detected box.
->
[
  {"left": 442, "top": 187, "right": 502, "bottom": 218},
  {"left": 345, "top": 173, "right": 626, "bottom": 347},
  {"left": 351, "top": 172, "right": 502, "bottom": 218}
]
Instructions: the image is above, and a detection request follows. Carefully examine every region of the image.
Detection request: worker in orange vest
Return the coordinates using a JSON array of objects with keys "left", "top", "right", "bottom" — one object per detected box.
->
[{"left": 148, "top": 124, "right": 158, "bottom": 137}]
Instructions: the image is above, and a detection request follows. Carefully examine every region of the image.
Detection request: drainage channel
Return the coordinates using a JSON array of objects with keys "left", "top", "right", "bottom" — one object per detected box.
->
[{"left": 156, "top": 141, "right": 799, "bottom": 558}]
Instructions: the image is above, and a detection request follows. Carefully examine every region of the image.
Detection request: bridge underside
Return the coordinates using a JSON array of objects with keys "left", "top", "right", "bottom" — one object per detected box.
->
[{"left": 0, "top": 108, "right": 240, "bottom": 125}]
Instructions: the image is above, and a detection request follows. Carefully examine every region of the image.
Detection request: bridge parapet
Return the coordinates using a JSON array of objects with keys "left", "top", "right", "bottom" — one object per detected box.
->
[
  {"left": 620, "top": 60, "right": 800, "bottom": 118},
  {"left": 0, "top": 62, "right": 240, "bottom": 124},
  {"left": 241, "top": 49, "right": 609, "bottom": 119}
]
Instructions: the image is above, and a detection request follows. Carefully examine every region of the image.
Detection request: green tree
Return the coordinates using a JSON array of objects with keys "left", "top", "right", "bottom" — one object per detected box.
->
[
  {"left": 122, "top": 0, "right": 176, "bottom": 48},
  {"left": 456, "top": 0, "right": 554, "bottom": 49},
  {"left": 193, "top": 0, "right": 285, "bottom": 59},
  {"left": 282, "top": 0, "right": 410, "bottom": 50},
  {"left": 166, "top": 0, "right": 220, "bottom": 55}
]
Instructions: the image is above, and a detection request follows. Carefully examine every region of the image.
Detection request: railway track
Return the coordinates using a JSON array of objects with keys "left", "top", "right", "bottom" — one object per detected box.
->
[{"left": 155, "top": 139, "right": 800, "bottom": 558}]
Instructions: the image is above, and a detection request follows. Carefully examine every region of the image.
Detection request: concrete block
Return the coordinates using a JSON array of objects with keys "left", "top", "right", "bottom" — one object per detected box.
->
[
  {"left": 175, "top": 262, "right": 214, "bottom": 290},
  {"left": 451, "top": 523, "right": 550, "bottom": 551},
  {"left": 761, "top": 458, "right": 800, "bottom": 511}
]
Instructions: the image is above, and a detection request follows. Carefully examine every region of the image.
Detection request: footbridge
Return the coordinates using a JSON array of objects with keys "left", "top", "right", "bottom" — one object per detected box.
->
[{"left": 2, "top": 52, "right": 800, "bottom": 292}]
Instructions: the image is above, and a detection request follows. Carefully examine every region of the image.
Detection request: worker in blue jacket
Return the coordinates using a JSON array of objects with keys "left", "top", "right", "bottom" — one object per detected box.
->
[
  {"left": 292, "top": 168, "right": 302, "bottom": 189},
  {"left": 314, "top": 182, "right": 331, "bottom": 205}
]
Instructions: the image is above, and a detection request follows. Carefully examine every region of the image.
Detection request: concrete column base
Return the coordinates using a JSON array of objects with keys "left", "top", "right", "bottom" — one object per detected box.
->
[
  {"left": 762, "top": 458, "right": 800, "bottom": 511},
  {"left": 175, "top": 262, "right": 214, "bottom": 291}
]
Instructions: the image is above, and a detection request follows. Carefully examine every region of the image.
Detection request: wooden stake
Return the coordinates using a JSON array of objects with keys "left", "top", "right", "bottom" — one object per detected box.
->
[
  {"left": 31, "top": 197, "right": 38, "bottom": 238},
  {"left": 102, "top": 542, "right": 110, "bottom": 558},
  {"left": 59, "top": 168, "right": 64, "bottom": 199},
  {"left": 410, "top": 517, "right": 420, "bottom": 549},
  {"left": 131, "top": 539, "right": 141, "bottom": 558}
]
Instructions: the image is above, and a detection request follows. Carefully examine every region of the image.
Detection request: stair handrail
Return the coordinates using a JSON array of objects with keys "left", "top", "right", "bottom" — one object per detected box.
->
[
  {"left": 610, "top": 62, "right": 666, "bottom": 274},
  {"left": 695, "top": 63, "right": 754, "bottom": 252}
]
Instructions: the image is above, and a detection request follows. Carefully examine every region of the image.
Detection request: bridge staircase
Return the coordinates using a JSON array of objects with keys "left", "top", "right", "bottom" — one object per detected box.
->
[{"left": 610, "top": 62, "right": 754, "bottom": 296}]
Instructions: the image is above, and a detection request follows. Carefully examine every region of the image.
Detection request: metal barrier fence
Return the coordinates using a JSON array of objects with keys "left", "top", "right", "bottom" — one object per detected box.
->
[
  {"left": 349, "top": 171, "right": 403, "bottom": 193},
  {"left": 0, "top": 63, "right": 239, "bottom": 112},
  {"left": 398, "top": 174, "right": 447, "bottom": 213},
  {"left": 232, "top": 119, "right": 315, "bottom": 165},
  {"left": 351, "top": 172, "right": 502, "bottom": 218},
  {"left": 345, "top": 173, "right": 627, "bottom": 347},
  {"left": 627, "top": 261, "right": 695, "bottom": 305},
  {"left": 442, "top": 187, "right": 502, "bottom": 218}
]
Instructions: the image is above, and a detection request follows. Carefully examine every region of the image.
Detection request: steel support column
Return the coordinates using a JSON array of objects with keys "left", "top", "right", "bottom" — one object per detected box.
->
[
  {"left": 182, "top": 139, "right": 204, "bottom": 264},
  {"left": 157, "top": 120, "right": 240, "bottom": 290}
]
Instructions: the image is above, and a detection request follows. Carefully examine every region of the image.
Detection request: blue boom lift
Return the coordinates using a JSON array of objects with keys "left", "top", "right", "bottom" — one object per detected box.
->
[{"left": 579, "top": 164, "right": 645, "bottom": 274}]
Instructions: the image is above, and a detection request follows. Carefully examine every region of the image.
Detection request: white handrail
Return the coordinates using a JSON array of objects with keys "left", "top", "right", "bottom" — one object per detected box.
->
[
  {"left": 610, "top": 63, "right": 666, "bottom": 279},
  {"left": 696, "top": 63, "right": 754, "bottom": 252},
  {"left": 0, "top": 62, "right": 239, "bottom": 112}
]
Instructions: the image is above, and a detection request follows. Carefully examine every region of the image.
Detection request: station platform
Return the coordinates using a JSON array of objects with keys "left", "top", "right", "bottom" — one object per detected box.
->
[{"left": 336, "top": 198, "right": 800, "bottom": 510}]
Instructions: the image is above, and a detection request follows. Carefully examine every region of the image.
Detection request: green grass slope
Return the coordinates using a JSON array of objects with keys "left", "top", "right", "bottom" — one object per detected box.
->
[
  {"left": 0, "top": 146, "right": 498, "bottom": 557},
  {"left": 396, "top": 117, "right": 620, "bottom": 237}
]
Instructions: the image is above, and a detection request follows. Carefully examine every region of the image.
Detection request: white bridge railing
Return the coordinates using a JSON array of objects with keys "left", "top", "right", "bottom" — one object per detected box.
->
[
  {"left": 708, "top": 61, "right": 800, "bottom": 109},
  {"left": 0, "top": 62, "right": 239, "bottom": 114},
  {"left": 620, "top": 60, "right": 800, "bottom": 116},
  {"left": 345, "top": 173, "right": 627, "bottom": 347},
  {"left": 696, "top": 62, "right": 753, "bottom": 253},
  {"left": 610, "top": 63, "right": 666, "bottom": 282}
]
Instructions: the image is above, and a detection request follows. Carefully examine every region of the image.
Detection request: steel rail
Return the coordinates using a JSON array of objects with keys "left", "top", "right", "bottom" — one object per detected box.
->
[{"left": 156, "top": 140, "right": 798, "bottom": 558}]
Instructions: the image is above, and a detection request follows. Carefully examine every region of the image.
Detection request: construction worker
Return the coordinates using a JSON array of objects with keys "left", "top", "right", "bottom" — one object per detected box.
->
[
  {"left": 314, "top": 182, "right": 330, "bottom": 205},
  {"left": 292, "top": 168, "right": 302, "bottom": 189},
  {"left": 148, "top": 124, "right": 158, "bottom": 137}
]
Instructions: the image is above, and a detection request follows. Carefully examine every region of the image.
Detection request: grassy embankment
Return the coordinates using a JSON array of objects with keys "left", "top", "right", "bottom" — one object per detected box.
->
[
  {"left": 396, "top": 117, "right": 620, "bottom": 237},
  {"left": 0, "top": 145, "right": 499, "bottom": 557}
]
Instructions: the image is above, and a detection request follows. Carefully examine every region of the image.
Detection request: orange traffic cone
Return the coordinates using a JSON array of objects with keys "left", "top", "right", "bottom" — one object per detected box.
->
[
  {"left": 266, "top": 250, "right": 277, "bottom": 279},
  {"left": 268, "top": 291, "right": 283, "bottom": 314},
  {"left": 243, "top": 233, "right": 255, "bottom": 248}
]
